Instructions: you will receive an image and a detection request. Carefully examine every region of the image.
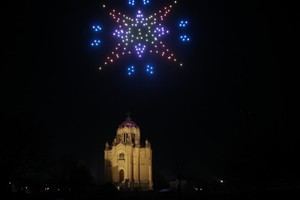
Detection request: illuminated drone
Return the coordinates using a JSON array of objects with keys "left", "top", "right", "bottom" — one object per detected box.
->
[{"left": 90, "top": 0, "right": 191, "bottom": 76}]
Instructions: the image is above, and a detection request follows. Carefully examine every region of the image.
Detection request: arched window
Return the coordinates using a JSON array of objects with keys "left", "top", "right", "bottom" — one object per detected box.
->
[{"left": 119, "top": 153, "right": 125, "bottom": 160}]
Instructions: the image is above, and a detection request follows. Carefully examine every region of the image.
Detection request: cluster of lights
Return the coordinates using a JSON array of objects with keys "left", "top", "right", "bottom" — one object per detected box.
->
[
  {"left": 143, "top": 0, "right": 150, "bottom": 5},
  {"left": 154, "top": 26, "right": 169, "bottom": 37},
  {"left": 111, "top": 9, "right": 170, "bottom": 46},
  {"left": 180, "top": 35, "right": 190, "bottom": 42},
  {"left": 194, "top": 187, "right": 204, "bottom": 191},
  {"left": 136, "top": 10, "right": 144, "bottom": 22},
  {"left": 146, "top": 64, "right": 154, "bottom": 75},
  {"left": 135, "top": 43, "right": 146, "bottom": 58},
  {"left": 178, "top": 19, "right": 191, "bottom": 43},
  {"left": 179, "top": 20, "right": 188, "bottom": 28},
  {"left": 92, "top": 25, "right": 102, "bottom": 32},
  {"left": 91, "top": 24, "right": 102, "bottom": 47},
  {"left": 127, "top": 65, "right": 135, "bottom": 76},
  {"left": 128, "top": 0, "right": 150, "bottom": 6},
  {"left": 126, "top": 64, "right": 154, "bottom": 76},
  {"left": 128, "top": 0, "right": 135, "bottom": 6},
  {"left": 99, "top": 1, "right": 182, "bottom": 70},
  {"left": 91, "top": 39, "right": 101, "bottom": 46},
  {"left": 113, "top": 29, "right": 124, "bottom": 38}
]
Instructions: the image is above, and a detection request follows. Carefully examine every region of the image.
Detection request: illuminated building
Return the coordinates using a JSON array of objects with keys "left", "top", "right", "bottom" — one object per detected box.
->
[{"left": 104, "top": 117, "right": 153, "bottom": 190}]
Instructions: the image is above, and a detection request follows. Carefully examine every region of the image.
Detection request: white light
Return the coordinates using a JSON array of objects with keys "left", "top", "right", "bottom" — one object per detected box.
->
[{"left": 102, "top": 2, "right": 182, "bottom": 69}]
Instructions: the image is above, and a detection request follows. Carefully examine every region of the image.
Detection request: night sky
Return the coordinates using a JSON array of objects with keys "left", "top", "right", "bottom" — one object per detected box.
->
[{"left": 2, "top": 0, "right": 296, "bottom": 185}]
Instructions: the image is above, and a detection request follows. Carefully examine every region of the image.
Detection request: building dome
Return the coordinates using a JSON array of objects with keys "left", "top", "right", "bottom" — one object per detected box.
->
[
  {"left": 116, "top": 116, "right": 141, "bottom": 146},
  {"left": 118, "top": 117, "right": 139, "bottom": 128}
]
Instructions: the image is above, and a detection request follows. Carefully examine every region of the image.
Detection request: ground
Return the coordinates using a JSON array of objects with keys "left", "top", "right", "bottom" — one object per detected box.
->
[{"left": 7, "top": 187, "right": 300, "bottom": 200}]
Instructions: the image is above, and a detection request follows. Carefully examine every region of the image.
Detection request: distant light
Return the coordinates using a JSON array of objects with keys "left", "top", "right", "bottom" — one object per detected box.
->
[
  {"left": 143, "top": 0, "right": 150, "bottom": 5},
  {"left": 134, "top": 43, "right": 146, "bottom": 58},
  {"left": 92, "top": 25, "right": 102, "bottom": 32},
  {"left": 97, "top": 0, "right": 188, "bottom": 73},
  {"left": 127, "top": 65, "right": 135, "bottom": 76},
  {"left": 219, "top": 179, "right": 224, "bottom": 183},
  {"left": 179, "top": 34, "right": 191, "bottom": 42},
  {"left": 179, "top": 20, "right": 189, "bottom": 28},
  {"left": 102, "top": 4, "right": 106, "bottom": 8},
  {"left": 99, "top": 66, "right": 102, "bottom": 71},
  {"left": 179, "top": 63, "right": 183, "bottom": 67},
  {"left": 146, "top": 64, "right": 154, "bottom": 75},
  {"left": 91, "top": 39, "right": 101, "bottom": 47},
  {"left": 9, "top": 181, "right": 11, "bottom": 185},
  {"left": 128, "top": 0, "right": 135, "bottom": 6}
]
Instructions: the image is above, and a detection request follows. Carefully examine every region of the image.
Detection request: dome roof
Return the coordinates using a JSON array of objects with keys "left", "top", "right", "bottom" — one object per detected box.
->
[{"left": 118, "top": 117, "right": 139, "bottom": 128}]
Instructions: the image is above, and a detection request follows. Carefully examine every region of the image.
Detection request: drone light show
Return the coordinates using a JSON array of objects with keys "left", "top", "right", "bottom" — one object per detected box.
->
[{"left": 90, "top": 0, "right": 192, "bottom": 76}]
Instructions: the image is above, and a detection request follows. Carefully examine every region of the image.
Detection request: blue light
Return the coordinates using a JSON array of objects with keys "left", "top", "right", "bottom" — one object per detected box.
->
[
  {"left": 179, "top": 20, "right": 189, "bottom": 28},
  {"left": 128, "top": 0, "right": 135, "bottom": 6},
  {"left": 92, "top": 25, "right": 102, "bottom": 32},
  {"left": 143, "top": 0, "right": 150, "bottom": 5},
  {"left": 179, "top": 35, "right": 191, "bottom": 43},
  {"left": 91, "top": 39, "right": 101, "bottom": 47},
  {"left": 127, "top": 65, "right": 135, "bottom": 76},
  {"left": 128, "top": 0, "right": 150, "bottom": 6},
  {"left": 146, "top": 64, "right": 154, "bottom": 75}
]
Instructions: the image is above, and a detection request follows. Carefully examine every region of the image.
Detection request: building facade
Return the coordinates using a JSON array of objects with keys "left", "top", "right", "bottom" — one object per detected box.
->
[{"left": 104, "top": 117, "right": 153, "bottom": 190}]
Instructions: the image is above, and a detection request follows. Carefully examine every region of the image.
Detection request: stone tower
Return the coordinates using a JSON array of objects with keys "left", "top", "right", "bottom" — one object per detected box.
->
[{"left": 104, "top": 117, "right": 153, "bottom": 190}]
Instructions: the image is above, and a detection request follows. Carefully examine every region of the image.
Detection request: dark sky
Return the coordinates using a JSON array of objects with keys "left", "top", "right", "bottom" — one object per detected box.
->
[{"left": 2, "top": 0, "right": 295, "bottom": 184}]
